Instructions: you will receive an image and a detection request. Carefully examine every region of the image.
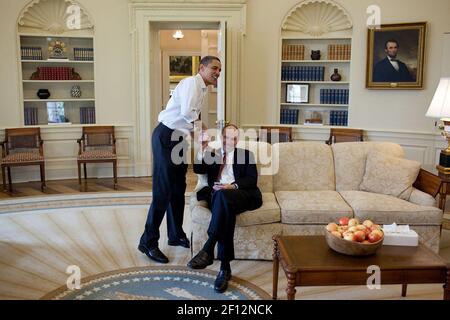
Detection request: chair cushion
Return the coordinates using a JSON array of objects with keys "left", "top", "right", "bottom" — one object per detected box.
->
[
  {"left": 191, "top": 192, "right": 280, "bottom": 227},
  {"left": 275, "top": 191, "right": 353, "bottom": 224},
  {"left": 1, "top": 152, "right": 43, "bottom": 163},
  {"left": 359, "top": 151, "right": 421, "bottom": 200},
  {"left": 78, "top": 150, "right": 116, "bottom": 160},
  {"left": 339, "top": 191, "right": 443, "bottom": 226}
]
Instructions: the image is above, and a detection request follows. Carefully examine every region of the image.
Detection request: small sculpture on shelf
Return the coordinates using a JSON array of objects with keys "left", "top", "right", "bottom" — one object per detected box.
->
[
  {"left": 48, "top": 39, "right": 68, "bottom": 60},
  {"left": 31, "top": 68, "right": 40, "bottom": 80},
  {"left": 330, "top": 68, "right": 342, "bottom": 81},
  {"left": 71, "top": 68, "right": 82, "bottom": 80},
  {"left": 36, "top": 89, "right": 50, "bottom": 99},
  {"left": 311, "top": 50, "right": 321, "bottom": 60}
]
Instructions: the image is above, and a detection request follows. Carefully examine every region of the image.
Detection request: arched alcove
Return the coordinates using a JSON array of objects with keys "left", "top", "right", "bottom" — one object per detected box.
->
[
  {"left": 18, "top": 0, "right": 94, "bottom": 35},
  {"left": 281, "top": 0, "right": 352, "bottom": 36}
]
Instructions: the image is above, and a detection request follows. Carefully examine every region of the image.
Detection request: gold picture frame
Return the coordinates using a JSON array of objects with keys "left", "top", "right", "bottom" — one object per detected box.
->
[
  {"left": 169, "top": 55, "right": 200, "bottom": 83},
  {"left": 366, "top": 22, "right": 426, "bottom": 90}
]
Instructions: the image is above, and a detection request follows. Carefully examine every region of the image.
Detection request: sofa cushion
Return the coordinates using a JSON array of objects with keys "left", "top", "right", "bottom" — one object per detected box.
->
[
  {"left": 190, "top": 192, "right": 280, "bottom": 227},
  {"left": 332, "top": 142, "right": 405, "bottom": 191},
  {"left": 359, "top": 151, "right": 421, "bottom": 200},
  {"left": 339, "top": 191, "right": 443, "bottom": 226},
  {"left": 273, "top": 142, "right": 335, "bottom": 191},
  {"left": 275, "top": 191, "right": 353, "bottom": 224}
]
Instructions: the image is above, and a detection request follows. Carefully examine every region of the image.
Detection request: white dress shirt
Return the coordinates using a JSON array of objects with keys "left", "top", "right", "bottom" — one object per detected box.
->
[
  {"left": 388, "top": 56, "right": 400, "bottom": 71},
  {"left": 158, "top": 73, "right": 207, "bottom": 132},
  {"left": 218, "top": 149, "right": 236, "bottom": 185}
]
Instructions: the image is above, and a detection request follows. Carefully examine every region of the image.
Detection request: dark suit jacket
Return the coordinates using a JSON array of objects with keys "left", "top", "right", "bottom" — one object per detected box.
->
[
  {"left": 193, "top": 148, "right": 262, "bottom": 210},
  {"left": 373, "top": 57, "right": 414, "bottom": 82}
]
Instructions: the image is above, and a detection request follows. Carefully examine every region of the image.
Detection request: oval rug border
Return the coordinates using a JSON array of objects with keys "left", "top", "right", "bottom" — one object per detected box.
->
[{"left": 41, "top": 265, "right": 271, "bottom": 300}]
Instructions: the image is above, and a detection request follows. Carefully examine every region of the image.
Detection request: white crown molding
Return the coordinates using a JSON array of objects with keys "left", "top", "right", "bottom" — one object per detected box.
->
[
  {"left": 18, "top": 0, "right": 94, "bottom": 34},
  {"left": 282, "top": 0, "right": 352, "bottom": 36}
]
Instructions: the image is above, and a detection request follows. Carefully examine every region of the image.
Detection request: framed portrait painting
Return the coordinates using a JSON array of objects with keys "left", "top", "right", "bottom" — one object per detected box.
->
[
  {"left": 169, "top": 55, "right": 200, "bottom": 83},
  {"left": 366, "top": 22, "right": 426, "bottom": 89}
]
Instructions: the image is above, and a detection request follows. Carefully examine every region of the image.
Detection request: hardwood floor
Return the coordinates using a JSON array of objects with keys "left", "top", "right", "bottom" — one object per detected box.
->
[{"left": 0, "top": 169, "right": 198, "bottom": 199}]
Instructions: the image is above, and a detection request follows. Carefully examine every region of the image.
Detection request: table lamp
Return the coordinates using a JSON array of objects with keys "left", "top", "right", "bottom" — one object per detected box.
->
[{"left": 426, "top": 77, "right": 450, "bottom": 172}]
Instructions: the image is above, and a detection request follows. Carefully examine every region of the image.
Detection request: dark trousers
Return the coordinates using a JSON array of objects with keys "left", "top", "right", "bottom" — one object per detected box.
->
[
  {"left": 140, "top": 123, "right": 188, "bottom": 249},
  {"left": 206, "top": 189, "right": 262, "bottom": 262}
]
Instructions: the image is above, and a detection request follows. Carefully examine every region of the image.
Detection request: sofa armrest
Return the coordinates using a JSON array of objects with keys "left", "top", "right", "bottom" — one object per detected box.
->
[
  {"left": 408, "top": 187, "right": 438, "bottom": 207},
  {"left": 189, "top": 174, "right": 209, "bottom": 212}
]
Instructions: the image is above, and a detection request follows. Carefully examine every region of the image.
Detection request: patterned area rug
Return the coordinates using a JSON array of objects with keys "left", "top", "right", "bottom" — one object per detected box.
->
[{"left": 41, "top": 266, "right": 271, "bottom": 300}]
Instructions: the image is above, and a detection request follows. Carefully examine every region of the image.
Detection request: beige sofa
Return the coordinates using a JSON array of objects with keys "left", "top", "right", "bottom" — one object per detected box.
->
[{"left": 189, "top": 141, "right": 443, "bottom": 260}]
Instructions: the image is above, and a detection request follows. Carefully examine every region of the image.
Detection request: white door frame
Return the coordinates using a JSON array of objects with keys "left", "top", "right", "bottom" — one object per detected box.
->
[{"left": 129, "top": 1, "right": 246, "bottom": 176}]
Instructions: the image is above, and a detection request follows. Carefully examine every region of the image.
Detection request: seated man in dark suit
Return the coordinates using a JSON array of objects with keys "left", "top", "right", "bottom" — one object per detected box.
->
[
  {"left": 187, "top": 124, "right": 263, "bottom": 293},
  {"left": 373, "top": 39, "right": 414, "bottom": 82}
]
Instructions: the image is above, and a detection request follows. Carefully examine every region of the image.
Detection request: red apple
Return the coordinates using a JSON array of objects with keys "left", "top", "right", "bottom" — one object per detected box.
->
[
  {"left": 370, "top": 224, "right": 382, "bottom": 231},
  {"left": 353, "top": 231, "right": 366, "bottom": 242},
  {"left": 348, "top": 218, "right": 359, "bottom": 227},
  {"left": 368, "top": 230, "right": 383, "bottom": 243},
  {"left": 339, "top": 217, "right": 350, "bottom": 226},
  {"left": 326, "top": 223, "right": 338, "bottom": 232},
  {"left": 356, "top": 225, "right": 367, "bottom": 231},
  {"left": 343, "top": 232, "right": 355, "bottom": 241},
  {"left": 363, "top": 220, "right": 374, "bottom": 228},
  {"left": 362, "top": 240, "right": 371, "bottom": 244}
]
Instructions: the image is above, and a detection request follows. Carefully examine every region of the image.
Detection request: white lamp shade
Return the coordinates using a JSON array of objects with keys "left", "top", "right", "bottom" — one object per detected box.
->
[{"left": 426, "top": 77, "right": 450, "bottom": 118}]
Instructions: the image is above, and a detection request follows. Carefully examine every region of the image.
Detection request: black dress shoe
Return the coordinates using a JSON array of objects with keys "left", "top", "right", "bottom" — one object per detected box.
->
[
  {"left": 138, "top": 244, "right": 169, "bottom": 264},
  {"left": 168, "top": 237, "right": 190, "bottom": 248},
  {"left": 187, "top": 250, "right": 213, "bottom": 269},
  {"left": 214, "top": 270, "right": 232, "bottom": 293}
]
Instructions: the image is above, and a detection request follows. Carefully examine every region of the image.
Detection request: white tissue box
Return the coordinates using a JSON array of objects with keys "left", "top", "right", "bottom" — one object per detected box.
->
[{"left": 382, "top": 225, "right": 419, "bottom": 247}]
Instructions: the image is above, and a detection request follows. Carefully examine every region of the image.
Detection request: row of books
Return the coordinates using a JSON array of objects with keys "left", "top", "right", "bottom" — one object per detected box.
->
[
  {"left": 33, "top": 67, "right": 74, "bottom": 80},
  {"left": 74, "top": 48, "right": 94, "bottom": 61},
  {"left": 21, "top": 47, "right": 43, "bottom": 60},
  {"left": 320, "top": 89, "right": 349, "bottom": 105},
  {"left": 282, "top": 66, "right": 325, "bottom": 81},
  {"left": 280, "top": 109, "right": 299, "bottom": 124},
  {"left": 80, "top": 107, "right": 96, "bottom": 124},
  {"left": 329, "top": 110, "right": 348, "bottom": 126},
  {"left": 24, "top": 107, "right": 39, "bottom": 125},
  {"left": 282, "top": 44, "right": 305, "bottom": 60},
  {"left": 327, "top": 44, "right": 351, "bottom": 60}
]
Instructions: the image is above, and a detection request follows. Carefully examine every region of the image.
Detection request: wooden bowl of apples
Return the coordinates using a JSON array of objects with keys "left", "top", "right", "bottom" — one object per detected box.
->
[{"left": 325, "top": 217, "right": 384, "bottom": 256}]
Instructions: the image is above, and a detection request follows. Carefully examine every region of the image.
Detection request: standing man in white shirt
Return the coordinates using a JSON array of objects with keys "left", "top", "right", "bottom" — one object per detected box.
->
[{"left": 139, "top": 56, "right": 222, "bottom": 264}]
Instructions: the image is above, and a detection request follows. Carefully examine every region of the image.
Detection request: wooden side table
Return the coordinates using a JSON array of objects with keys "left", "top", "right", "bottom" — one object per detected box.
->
[{"left": 414, "top": 165, "right": 450, "bottom": 211}]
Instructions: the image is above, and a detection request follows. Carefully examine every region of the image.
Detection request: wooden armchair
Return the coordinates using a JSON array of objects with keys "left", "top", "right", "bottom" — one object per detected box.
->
[
  {"left": 1, "top": 127, "right": 45, "bottom": 192},
  {"left": 77, "top": 126, "right": 117, "bottom": 190},
  {"left": 259, "top": 126, "right": 293, "bottom": 144},
  {"left": 326, "top": 128, "right": 364, "bottom": 145}
]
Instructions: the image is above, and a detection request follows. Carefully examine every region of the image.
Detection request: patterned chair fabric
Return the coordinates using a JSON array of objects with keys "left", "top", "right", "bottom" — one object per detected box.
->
[
  {"left": 77, "top": 150, "right": 117, "bottom": 160},
  {"left": 1, "top": 152, "right": 44, "bottom": 163}
]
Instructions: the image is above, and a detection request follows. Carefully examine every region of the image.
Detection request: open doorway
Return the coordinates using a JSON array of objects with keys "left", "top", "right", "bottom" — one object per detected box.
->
[{"left": 159, "top": 29, "right": 220, "bottom": 129}]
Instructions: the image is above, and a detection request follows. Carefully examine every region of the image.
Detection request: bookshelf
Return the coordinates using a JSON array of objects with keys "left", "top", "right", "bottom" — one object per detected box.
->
[
  {"left": 18, "top": 35, "right": 96, "bottom": 126},
  {"left": 280, "top": 38, "right": 351, "bottom": 126}
]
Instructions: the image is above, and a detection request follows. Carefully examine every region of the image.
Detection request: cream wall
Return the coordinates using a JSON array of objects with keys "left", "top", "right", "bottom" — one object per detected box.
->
[
  {"left": 2, "top": 0, "right": 450, "bottom": 131},
  {"left": 0, "top": 0, "right": 133, "bottom": 128},
  {"left": 243, "top": 0, "right": 450, "bottom": 132}
]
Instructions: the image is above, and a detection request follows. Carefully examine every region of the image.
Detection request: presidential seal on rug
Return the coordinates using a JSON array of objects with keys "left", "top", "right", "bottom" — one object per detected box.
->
[{"left": 41, "top": 266, "right": 271, "bottom": 300}]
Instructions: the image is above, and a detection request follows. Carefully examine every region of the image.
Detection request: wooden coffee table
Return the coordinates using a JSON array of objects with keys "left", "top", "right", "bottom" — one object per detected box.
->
[{"left": 272, "top": 235, "right": 450, "bottom": 300}]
